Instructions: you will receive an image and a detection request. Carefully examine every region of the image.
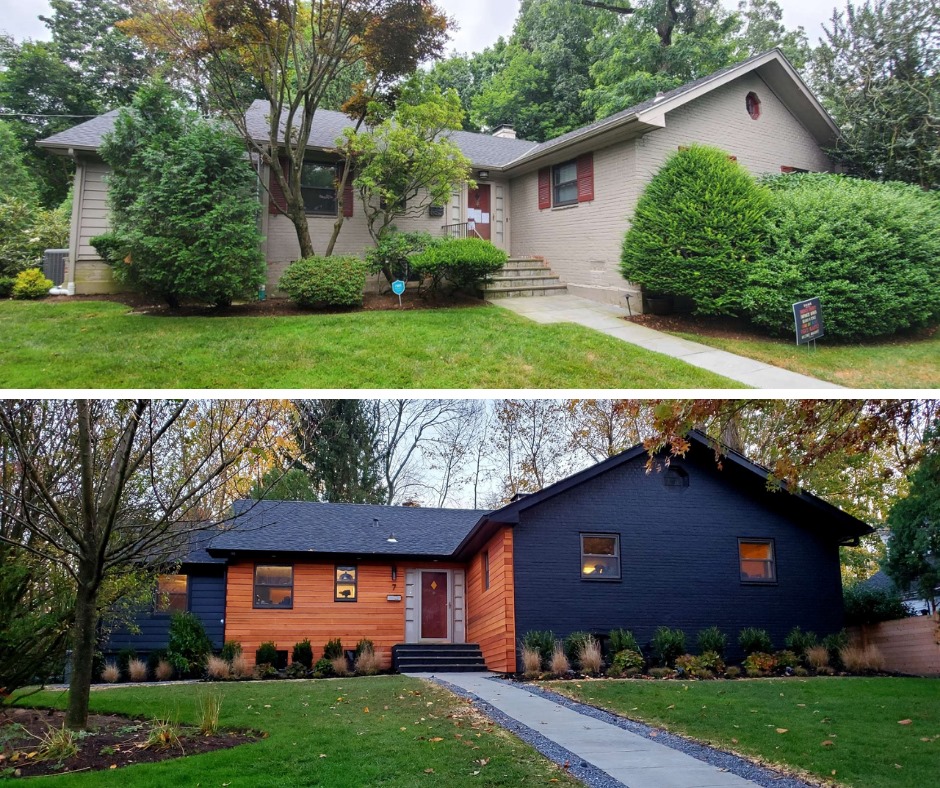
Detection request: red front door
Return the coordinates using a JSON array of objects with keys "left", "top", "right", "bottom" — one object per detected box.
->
[
  {"left": 467, "top": 184, "right": 491, "bottom": 240},
  {"left": 421, "top": 571, "right": 449, "bottom": 640}
]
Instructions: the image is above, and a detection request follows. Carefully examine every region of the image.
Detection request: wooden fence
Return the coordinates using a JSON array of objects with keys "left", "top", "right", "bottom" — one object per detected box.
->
[{"left": 847, "top": 614, "right": 940, "bottom": 676}]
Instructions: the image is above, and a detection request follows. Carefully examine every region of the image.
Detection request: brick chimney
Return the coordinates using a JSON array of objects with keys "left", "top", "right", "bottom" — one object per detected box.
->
[{"left": 492, "top": 124, "right": 517, "bottom": 139}]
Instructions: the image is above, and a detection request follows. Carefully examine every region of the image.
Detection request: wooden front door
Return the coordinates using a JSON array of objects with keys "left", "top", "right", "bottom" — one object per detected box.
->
[
  {"left": 467, "top": 184, "right": 491, "bottom": 240},
  {"left": 420, "top": 571, "right": 449, "bottom": 640}
]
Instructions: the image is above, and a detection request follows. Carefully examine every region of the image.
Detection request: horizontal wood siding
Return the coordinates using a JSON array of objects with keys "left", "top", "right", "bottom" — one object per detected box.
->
[
  {"left": 849, "top": 616, "right": 940, "bottom": 676},
  {"left": 466, "top": 528, "right": 516, "bottom": 673},
  {"left": 225, "top": 558, "right": 464, "bottom": 670},
  {"left": 105, "top": 566, "right": 225, "bottom": 655}
]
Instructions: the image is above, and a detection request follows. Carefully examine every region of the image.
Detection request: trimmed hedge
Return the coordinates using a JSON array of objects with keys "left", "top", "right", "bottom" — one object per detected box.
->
[
  {"left": 278, "top": 255, "right": 368, "bottom": 308},
  {"left": 620, "top": 145, "right": 770, "bottom": 315},
  {"left": 410, "top": 237, "right": 508, "bottom": 292},
  {"left": 744, "top": 174, "right": 940, "bottom": 340}
]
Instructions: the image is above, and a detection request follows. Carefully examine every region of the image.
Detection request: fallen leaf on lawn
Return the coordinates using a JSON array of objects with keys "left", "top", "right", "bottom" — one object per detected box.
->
[
  {"left": 429, "top": 737, "right": 443, "bottom": 742},
  {"left": 263, "top": 704, "right": 271, "bottom": 708},
  {"left": 401, "top": 727, "right": 407, "bottom": 731},
  {"left": 110, "top": 765, "right": 117, "bottom": 769},
  {"left": 921, "top": 737, "right": 931, "bottom": 742},
  {"left": 797, "top": 704, "right": 806, "bottom": 708},
  {"left": 831, "top": 771, "right": 837, "bottom": 776},
  {"left": 424, "top": 768, "right": 435, "bottom": 774},
  {"left": 895, "top": 764, "right": 903, "bottom": 769},
  {"left": 667, "top": 704, "right": 675, "bottom": 709},
  {"left": 319, "top": 754, "right": 327, "bottom": 758},
  {"left": 821, "top": 740, "right": 834, "bottom": 747},
  {"left": 898, "top": 719, "right": 912, "bottom": 725},
  {"left": 776, "top": 728, "right": 788, "bottom": 734},
  {"left": 475, "top": 758, "right": 490, "bottom": 766},
  {"left": 731, "top": 738, "right": 739, "bottom": 744},
  {"left": 363, "top": 707, "right": 369, "bottom": 713}
]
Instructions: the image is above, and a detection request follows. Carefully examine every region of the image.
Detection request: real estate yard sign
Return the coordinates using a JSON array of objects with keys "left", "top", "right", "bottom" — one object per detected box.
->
[{"left": 793, "top": 298, "right": 824, "bottom": 346}]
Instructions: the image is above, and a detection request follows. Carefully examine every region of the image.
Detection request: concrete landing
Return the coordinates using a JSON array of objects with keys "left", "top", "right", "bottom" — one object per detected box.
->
[{"left": 492, "top": 294, "right": 842, "bottom": 390}]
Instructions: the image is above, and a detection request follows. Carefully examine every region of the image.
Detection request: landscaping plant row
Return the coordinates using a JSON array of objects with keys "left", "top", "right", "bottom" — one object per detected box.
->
[
  {"left": 519, "top": 625, "right": 886, "bottom": 681},
  {"left": 97, "top": 613, "right": 386, "bottom": 684}
]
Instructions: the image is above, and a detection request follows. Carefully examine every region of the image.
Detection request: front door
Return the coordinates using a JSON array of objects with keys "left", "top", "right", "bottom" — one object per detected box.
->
[
  {"left": 420, "top": 571, "right": 449, "bottom": 641},
  {"left": 467, "top": 184, "right": 491, "bottom": 240}
]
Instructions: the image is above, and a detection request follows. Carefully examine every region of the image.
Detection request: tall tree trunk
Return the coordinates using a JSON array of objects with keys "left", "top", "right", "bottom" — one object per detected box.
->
[
  {"left": 289, "top": 200, "right": 315, "bottom": 259},
  {"left": 65, "top": 576, "right": 97, "bottom": 730}
]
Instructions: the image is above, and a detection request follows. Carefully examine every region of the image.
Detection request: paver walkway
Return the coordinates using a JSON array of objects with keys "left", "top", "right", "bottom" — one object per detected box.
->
[
  {"left": 413, "top": 672, "right": 759, "bottom": 788},
  {"left": 492, "top": 295, "right": 842, "bottom": 390}
]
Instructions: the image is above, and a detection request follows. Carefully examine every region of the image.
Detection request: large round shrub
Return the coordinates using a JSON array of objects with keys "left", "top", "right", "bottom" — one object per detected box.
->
[
  {"left": 620, "top": 145, "right": 770, "bottom": 315},
  {"left": 743, "top": 174, "right": 940, "bottom": 340},
  {"left": 410, "top": 237, "right": 507, "bottom": 292},
  {"left": 278, "top": 255, "right": 368, "bottom": 308},
  {"left": 12, "top": 268, "right": 53, "bottom": 299}
]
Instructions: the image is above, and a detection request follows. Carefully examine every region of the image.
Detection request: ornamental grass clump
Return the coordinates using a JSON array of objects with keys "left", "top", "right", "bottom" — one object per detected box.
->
[
  {"left": 577, "top": 637, "right": 603, "bottom": 675},
  {"left": 155, "top": 659, "right": 174, "bottom": 681},
  {"left": 231, "top": 653, "right": 253, "bottom": 679},
  {"left": 128, "top": 658, "right": 149, "bottom": 682},
  {"left": 743, "top": 174, "right": 940, "bottom": 340},
  {"left": 550, "top": 643, "right": 571, "bottom": 676},
  {"left": 520, "top": 645, "right": 543, "bottom": 676},
  {"left": 331, "top": 655, "right": 350, "bottom": 677},
  {"left": 521, "top": 630, "right": 555, "bottom": 666},
  {"left": 101, "top": 662, "right": 120, "bottom": 683},
  {"left": 206, "top": 655, "right": 231, "bottom": 680},
  {"left": 806, "top": 645, "right": 830, "bottom": 671},
  {"left": 840, "top": 644, "right": 885, "bottom": 674},
  {"left": 620, "top": 145, "right": 770, "bottom": 315}
]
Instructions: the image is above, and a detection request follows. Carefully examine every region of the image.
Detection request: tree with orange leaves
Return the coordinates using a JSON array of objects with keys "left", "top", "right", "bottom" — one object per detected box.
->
[{"left": 122, "top": 1, "right": 450, "bottom": 259}]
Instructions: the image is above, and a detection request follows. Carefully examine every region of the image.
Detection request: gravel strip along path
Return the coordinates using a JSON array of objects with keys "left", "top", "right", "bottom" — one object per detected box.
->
[{"left": 492, "top": 678, "right": 819, "bottom": 788}]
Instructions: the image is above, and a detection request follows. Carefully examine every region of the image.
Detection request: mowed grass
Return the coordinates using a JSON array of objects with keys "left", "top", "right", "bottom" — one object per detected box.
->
[
  {"left": 668, "top": 329, "right": 939, "bottom": 389},
  {"left": 11, "top": 677, "right": 578, "bottom": 787},
  {"left": 0, "top": 301, "right": 743, "bottom": 389},
  {"left": 547, "top": 677, "right": 940, "bottom": 788}
]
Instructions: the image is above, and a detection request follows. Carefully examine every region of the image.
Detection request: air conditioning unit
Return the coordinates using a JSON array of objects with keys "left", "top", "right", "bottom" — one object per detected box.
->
[{"left": 43, "top": 248, "right": 69, "bottom": 286}]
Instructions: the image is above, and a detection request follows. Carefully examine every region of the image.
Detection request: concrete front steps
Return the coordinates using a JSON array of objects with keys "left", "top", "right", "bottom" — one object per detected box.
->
[
  {"left": 479, "top": 257, "right": 568, "bottom": 299},
  {"left": 393, "top": 644, "right": 488, "bottom": 673}
]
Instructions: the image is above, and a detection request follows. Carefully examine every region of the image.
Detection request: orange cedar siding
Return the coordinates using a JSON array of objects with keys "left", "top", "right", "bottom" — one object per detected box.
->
[
  {"left": 225, "top": 558, "right": 464, "bottom": 670},
  {"left": 466, "top": 527, "right": 516, "bottom": 673}
]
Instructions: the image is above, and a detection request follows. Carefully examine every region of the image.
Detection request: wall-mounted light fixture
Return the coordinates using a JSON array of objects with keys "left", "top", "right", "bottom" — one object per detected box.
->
[
  {"left": 478, "top": 170, "right": 490, "bottom": 180},
  {"left": 391, "top": 565, "right": 398, "bottom": 581}
]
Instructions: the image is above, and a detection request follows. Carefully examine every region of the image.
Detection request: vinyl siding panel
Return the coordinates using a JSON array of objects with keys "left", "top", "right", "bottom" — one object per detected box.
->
[
  {"left": 465, "top": 528, "right": 516, "bottom": 673},
  {"left": 511, "top": 450, "right": 845, "bottom": 666},
  {"left": 73, "top": 158, "right": 120, "bottom": 294},
  {"left": 225, "top": 558, "right": 464, "bottom": 670}
]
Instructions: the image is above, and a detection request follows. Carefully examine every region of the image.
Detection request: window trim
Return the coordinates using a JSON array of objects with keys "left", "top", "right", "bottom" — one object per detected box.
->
[
  {"left": 300, "top": 160, "right": 339, "bottom": 217},
  {"left": 482, "top": 550, "right": 490, "bottom": 591},
  {"left": 253, "top": 563, "right": 294, "bottom": 610},
  {"left": 154, "top": 573, "right": 189, "bottom": 615},
  {"left": 552, "top": 159, "right": 579, "bottom": 207},
  {"left": 738, "top": 538, "right": 777, "bottom": 584},
  {"left": 334, "top": 564, "right": 358, "bottom": 603},
  {"left": 580, "top": 532, "right": 621, "bottom": 581}
]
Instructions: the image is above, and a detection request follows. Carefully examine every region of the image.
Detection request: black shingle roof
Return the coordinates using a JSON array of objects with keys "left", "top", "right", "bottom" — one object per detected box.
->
[{"left": 211, "top": 500, "right": 490, "bottom": 557}]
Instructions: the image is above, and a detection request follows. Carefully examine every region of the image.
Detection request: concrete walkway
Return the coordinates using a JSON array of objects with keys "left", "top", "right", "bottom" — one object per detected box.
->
[
  {"left": 414, "top": 672, "right": 758, "bottom": 788},
  {"left": 493, "top": 295, "right": 842, "bottom": 389}
]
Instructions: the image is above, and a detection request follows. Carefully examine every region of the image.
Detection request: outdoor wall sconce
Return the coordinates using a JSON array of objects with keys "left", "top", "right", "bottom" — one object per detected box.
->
[
  {"left": 391, "top": 565, "right": 398, "bottom": 581},
  {"left": 478, "top": 170, "right": 490, "bottom": 180}
]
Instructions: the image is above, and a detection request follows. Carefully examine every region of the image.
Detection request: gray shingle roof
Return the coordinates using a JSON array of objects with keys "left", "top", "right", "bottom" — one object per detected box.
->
[
  {"left": 213, "top": 500, "right": 490, "bottom": 557},
  {"left": 39, "top": 109, "right": 121, "bottom": 151}
]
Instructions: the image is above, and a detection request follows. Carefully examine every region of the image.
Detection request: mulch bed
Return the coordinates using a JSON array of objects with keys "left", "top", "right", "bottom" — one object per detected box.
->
[
  {"left": 45, "top": 289, "right": 485, "bottom": 317},
  {"left": 0, "top": 707, "right": 259, "bottom": 778},
  {"left": 625, "top": 312, "right": 939, "bottom": 345}
]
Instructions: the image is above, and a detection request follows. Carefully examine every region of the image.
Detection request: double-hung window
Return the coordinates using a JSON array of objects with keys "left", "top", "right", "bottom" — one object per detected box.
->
[
  {"left": 300, "top": 162, "right": 338, "bottom": 215},
  {"left": 552, "top": 160, "right": 579, "bottom": 206},
  {"left": 155, "top": 574, "right": 188, "bottom": 613},
  {"left": 580, "top": 533, "right": 621, "bottom": 579},
  {"left": 738, "top": 539, "right": 776, "bottom": 583}
]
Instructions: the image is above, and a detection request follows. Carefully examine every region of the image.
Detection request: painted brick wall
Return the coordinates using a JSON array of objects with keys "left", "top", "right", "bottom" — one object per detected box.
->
[
  {"left": 511, "top": 449, "right": 845, "bottom": 665},
  {"left": 509, "top": 71, "right": 832, "bottom": 305}
]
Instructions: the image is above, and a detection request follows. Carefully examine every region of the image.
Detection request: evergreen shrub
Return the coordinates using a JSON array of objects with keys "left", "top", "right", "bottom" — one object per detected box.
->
[
  {"left": 744, "top": 174, "right": 940, "bottom": 339},
  {"left": 278, "top": 255, "right": 367, "bottom": 308},
  {"left": 620, "top": 145, "right": 770, "bottom": 315},
  {"left": 410, "top": 237, "right": 507, "bottom": 292}
]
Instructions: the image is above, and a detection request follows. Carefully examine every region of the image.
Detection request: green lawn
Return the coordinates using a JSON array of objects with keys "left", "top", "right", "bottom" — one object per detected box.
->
[
  {"left": 0, "top": 301, "right": 743, "bottom": 388},
  {"left": 547, "top": 677, "right": 940, "bottom": 788},
  {"left": 668, "top": 329, "right": 939, "bottom": 389},
  {"left": 9, "top": 677, "right": 578, "bottom": 786}
]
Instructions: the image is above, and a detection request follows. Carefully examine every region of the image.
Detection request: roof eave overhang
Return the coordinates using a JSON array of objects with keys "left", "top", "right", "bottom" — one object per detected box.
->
[{"left": 207, "top": 546, "right": 460, "bottom": 561}]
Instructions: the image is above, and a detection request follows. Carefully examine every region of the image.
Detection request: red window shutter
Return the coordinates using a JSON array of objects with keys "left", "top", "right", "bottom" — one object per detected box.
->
[
  {"left": 577, "top": 154, "right": 594, "bottom": 203},
  {"left": 268, "top": 157, "right": 290, "bottom": 215},
  {"left": 343, "top": 178, "right": 354, "bottom": 217},
  {"left": 537, "top": 167, "right": 551, "bottom": 210}
]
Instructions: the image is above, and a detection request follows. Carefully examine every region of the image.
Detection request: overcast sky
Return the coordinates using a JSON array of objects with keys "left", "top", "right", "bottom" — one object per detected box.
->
[{"left": 2, "top": 0, "right": 838, "bottom": 51}]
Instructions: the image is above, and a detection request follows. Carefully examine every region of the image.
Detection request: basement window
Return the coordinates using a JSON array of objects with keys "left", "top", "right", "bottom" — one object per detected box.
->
[
  {"left": 254, "top": 564, "right": 294, "bottom": 608},
  {"left": 739, "top": 539, "right": 776, "bottom": 583},
  {"left": 581, "top": 533, "right": 621, "bottom": 580}
]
